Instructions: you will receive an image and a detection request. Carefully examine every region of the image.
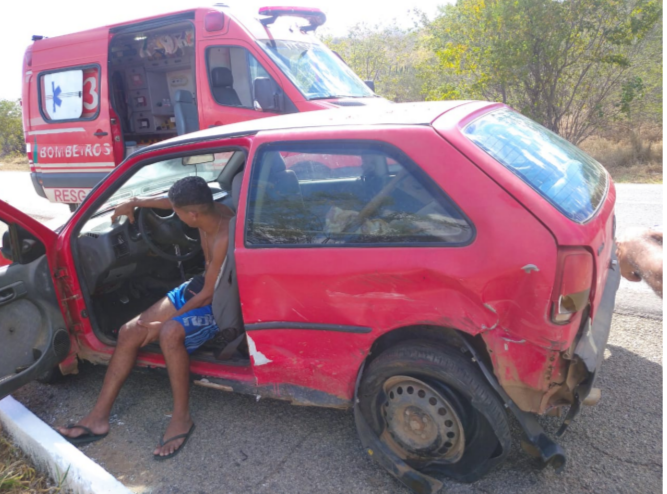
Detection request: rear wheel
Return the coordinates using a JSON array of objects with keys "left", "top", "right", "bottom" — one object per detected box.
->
[{"left": 359, "top": 341, "right": 511, "bottom": 483}]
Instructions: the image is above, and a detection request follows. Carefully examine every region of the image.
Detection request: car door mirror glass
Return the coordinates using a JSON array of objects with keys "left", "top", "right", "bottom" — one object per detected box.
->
[{"left": 21, "top": 239, "right": 37, "bottom": 255}]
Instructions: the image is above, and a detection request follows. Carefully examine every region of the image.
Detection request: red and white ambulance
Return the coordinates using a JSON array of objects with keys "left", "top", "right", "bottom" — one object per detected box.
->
[{"left": 21, "top": 5, "right": 385, "bottom": 209}]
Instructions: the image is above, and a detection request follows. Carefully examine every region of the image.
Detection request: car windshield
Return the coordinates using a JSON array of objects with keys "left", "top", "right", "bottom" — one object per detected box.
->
[
  {"left": 463, "top": 110, "right": 608, "bottom": 223},
  {"left": 99, "top": 152, "right": 233, "bottom": 212},
  {"left": 258, "top": 40, "right": 375, "bottom": 100}
]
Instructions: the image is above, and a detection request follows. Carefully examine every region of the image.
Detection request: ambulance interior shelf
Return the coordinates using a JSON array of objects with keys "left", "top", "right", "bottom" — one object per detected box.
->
[{"left": 108, "top": 22, "right": 196, "bottom": 153}]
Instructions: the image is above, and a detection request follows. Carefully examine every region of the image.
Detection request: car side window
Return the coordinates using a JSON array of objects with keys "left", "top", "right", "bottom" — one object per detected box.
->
[
  {"left": 39, "top": 66, "right": 100, "bottom": 122},
  {"left": 206, "top": 46, "right": 276, "bottom": 110},
  {"left": 245, "top": 143, "right": 473, "bottom": 246}
]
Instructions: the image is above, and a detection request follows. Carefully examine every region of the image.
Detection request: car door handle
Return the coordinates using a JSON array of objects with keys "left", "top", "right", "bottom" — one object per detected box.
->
[
  {"left": 0, "top": 282, "right": 26, "bottom": 307},
  {"left": 0, "top": 288, "right": 16, "bottom": 305},
  {"left": 93, "top": 131, "right": 109, "bottom": 137}
]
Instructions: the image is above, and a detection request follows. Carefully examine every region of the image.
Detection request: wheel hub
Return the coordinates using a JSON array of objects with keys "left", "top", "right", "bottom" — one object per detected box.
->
[{"left": 382, "top": 376, "right": 465, "bottom": 462}]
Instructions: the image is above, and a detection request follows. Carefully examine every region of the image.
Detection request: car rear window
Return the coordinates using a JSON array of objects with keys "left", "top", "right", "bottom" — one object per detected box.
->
[{"left": 463, "top": 109, "right": 607, "bottom": 223}]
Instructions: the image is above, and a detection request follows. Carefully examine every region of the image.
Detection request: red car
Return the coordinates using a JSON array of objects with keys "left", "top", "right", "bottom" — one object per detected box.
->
[{"left": 0, "top": 101, "right": 620, "bottom": 492}]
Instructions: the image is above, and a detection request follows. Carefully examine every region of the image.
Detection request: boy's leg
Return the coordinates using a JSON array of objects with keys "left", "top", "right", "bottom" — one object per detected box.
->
[
  {"left": 58, "top": 296, "right": 177, "bottom": 439},
  {"left": 154, "top": 306, "right": 218, "bottom": 456},
  {"left": 154, "top": 319, "right": 193, "bottom": 457}
]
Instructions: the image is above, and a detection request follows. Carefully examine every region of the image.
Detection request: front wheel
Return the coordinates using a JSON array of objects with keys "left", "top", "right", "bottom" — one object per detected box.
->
[{"left": 358, "top": 341, "right": 511, "bottom": 483}]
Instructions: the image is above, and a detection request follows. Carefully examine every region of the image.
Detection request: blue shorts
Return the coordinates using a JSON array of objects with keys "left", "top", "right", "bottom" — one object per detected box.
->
[{"left": 166, "top": 280, "right": 219, "bottom": 354}]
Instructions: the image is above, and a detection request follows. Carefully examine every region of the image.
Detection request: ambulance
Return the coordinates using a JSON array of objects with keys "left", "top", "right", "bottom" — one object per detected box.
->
[{"left": 21, "top": 5, "right": 385, "bottom": 210}]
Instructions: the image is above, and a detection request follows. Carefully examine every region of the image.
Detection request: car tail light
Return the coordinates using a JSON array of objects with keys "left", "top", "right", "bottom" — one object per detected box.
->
[
  {"left": 26, "top": 143, "right": 33, "bottom": 165},
  {"left": 551, "top": 248, "right": 593, "bottom": 324},
  {"left": 205, "top": 12, "right": 224, "bottom": 32}
]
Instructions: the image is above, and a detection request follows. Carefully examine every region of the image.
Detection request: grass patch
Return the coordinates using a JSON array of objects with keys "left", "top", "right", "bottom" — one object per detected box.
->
[
  {"left": 0, "top": 155, "right": 29, "bottom": 172},
  {"left": 0, "top": 429, "right": 65, "bottom": 493},
  {"left": 580, "top": 137, "right": 663, "bottom": 183}
]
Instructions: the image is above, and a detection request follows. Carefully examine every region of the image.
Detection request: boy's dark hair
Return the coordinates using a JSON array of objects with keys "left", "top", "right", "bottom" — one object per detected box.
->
[{"left": 168, "top": 176, "right": 214, "bottom": 209}]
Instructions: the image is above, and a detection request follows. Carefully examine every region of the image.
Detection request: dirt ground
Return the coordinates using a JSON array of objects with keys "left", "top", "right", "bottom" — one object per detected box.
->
[{"left": 0, "top": 157, "right": 29, "bottom": 172}]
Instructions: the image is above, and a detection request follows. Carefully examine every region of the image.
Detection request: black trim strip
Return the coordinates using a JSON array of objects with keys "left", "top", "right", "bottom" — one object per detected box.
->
[
  {"left": 246, "top": 322, "right": 372, "bottom": 333},
  {"left": 33, "top": 171, "right": 109, "bottom": 189}
]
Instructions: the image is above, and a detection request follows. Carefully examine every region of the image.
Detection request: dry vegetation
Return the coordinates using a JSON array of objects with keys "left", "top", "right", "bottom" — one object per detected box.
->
[
  {"left": 0, "top": 155, "right": 29, "bottom": 172},
  {"left": 0, "top": 429, "right": 65, "bottom": 493},
  {"left": 580, "top": 133, "right": 663, "bottom": 183}
]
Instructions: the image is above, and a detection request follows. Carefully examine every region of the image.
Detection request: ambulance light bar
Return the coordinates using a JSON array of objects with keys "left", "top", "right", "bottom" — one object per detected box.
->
[{"left": 258, "top": 6, "right": 327, "bottom": 31}]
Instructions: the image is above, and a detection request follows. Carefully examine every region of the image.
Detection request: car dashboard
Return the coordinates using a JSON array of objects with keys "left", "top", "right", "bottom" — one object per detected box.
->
[{"left": 77, "top": 190, "right": 229, "bottom": 294}]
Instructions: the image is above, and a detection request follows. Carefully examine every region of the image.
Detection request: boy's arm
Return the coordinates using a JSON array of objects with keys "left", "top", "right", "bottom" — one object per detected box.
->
[{"left": 110, "top": 195, "right": 173, "bottom": 223}]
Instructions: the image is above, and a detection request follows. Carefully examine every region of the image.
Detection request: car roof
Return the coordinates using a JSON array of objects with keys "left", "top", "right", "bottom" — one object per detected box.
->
[{"left": 144, "top": 100, "right": 483, "bottom": 155}]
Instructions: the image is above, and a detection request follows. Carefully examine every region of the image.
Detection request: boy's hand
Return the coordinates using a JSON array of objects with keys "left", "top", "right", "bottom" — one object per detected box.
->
[{"left": 111, "top": 200, "right": 137, "bottom": 224}]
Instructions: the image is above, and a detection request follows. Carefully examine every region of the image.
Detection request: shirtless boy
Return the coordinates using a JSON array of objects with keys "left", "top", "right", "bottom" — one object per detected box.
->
[{"left": 58, "top": 176, "right": 234, "bottom": 459}]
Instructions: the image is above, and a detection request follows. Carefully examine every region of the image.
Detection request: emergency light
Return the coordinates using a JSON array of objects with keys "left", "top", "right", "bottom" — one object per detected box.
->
[{"left": 258, "top": 6, "right": 327, "bottom": 31}]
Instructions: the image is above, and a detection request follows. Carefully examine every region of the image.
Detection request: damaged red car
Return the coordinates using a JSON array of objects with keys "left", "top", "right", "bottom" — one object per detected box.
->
[{"left": 0, "top": 101, "right": 620, "bottom": 492}]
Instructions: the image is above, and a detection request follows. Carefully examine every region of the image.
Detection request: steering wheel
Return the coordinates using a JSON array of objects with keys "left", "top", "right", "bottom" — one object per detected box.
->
[{"left": 137, "top": 208, "right": 201, "bottom": 262}]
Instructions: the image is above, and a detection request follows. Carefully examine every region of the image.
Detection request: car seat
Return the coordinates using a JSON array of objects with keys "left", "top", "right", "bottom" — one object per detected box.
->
[
  {"left": 174, "top": 90, "right": 200, "bottom": 135},
  {"left": 210, "top": 172, "right": 245, "bottom": 360},
  {"left": 210, "top": 67, "right": 242, "bottom": 107}
]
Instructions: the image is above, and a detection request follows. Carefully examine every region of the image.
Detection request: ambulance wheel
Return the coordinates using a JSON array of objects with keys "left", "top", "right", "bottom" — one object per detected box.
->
[
  {"left": 68, "top": 204, "right": 79, "bottom": 212},
  {"left": 358, "top": 341, "right": 511, "bottom": 483}
]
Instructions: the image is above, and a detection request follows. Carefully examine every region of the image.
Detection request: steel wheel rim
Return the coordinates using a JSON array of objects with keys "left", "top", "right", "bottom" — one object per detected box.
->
[{"left": 381, "top": 375, "right": 465, "bottom": 462}]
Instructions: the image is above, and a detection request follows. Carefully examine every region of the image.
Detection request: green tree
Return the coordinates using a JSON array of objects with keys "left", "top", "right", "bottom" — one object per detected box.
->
[
  {"left": 322, "top": 23, "right": 430, "bottom": 102},
  {"left": 615, "top": 19, "right": 662, "bottom": 158},
  {"left": 0, "top": 99, "right": 24, "bottom": 157},
  {"left": 423, "top": 0, "right": 662, "bottom": 144}
]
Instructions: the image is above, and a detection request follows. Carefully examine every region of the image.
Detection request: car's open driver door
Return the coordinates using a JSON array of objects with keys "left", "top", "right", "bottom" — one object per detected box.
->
[{"left": 0, "top": 200, "right": 71, "bottom": 400}]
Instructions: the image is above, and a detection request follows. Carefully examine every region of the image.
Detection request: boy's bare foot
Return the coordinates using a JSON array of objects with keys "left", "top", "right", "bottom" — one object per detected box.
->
[
  {"left": 57, "top": 413, "right": 110, "bottom": 438},
  {"left": 154, "top": 416, "right": 194, "bottom": 458}
]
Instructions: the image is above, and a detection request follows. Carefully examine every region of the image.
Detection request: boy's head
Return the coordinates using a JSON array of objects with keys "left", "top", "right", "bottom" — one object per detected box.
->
[{"left": 168, "top": 176, "right": 214, "bottom": 227}]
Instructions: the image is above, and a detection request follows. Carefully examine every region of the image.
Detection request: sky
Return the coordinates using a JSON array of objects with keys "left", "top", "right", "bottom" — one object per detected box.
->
[{"left": 0, "top": 0, "right": 448, "bottom": 101}]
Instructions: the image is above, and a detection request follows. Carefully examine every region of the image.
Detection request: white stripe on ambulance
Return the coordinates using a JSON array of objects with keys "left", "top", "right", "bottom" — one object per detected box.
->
[{"left": 27, "top": 127, "right": 86, "bottom": 135}]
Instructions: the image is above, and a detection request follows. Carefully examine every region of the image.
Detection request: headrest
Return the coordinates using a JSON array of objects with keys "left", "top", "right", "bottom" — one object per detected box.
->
[
  {"left": 211, "top": 67, "right": 234, "bottom": 88},
  {"left": 265, "top": 151, "right": 287, "bottom": 176},
  {"left": 174, "top": 89, "right": 193, "bottom": 104},
  {"left": 231, "top": 172, "right": 243, "bottom": 210}
]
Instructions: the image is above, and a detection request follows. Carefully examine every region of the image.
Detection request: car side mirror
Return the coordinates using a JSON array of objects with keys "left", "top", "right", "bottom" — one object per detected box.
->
[
  {"left": 1, "top": 226, "right": 46, "bottom": 265},
  {"left": 364, "top": 80, "right": 375, "bottom": 92},
  {"left": 254, "top": 77, "right": 284, "bottom": 113},
  {"left": 1, "top": 231, "right": 12, "bottom": 263},
  {"left": 21, "top": 239, "right": 37, "bottom": 255}
]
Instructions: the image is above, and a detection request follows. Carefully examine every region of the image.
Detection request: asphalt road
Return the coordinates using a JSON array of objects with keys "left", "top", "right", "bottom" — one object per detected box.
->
[
  {"left": 613, "top": 184, "right": 663, "bottom": 320},
  {"left": 2, "top": 174, "right": 663, "bottom": 494}
]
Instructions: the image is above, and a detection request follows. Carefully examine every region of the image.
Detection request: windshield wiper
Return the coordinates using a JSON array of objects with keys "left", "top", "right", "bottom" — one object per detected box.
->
[{"left": 309, "top": 95, "right": 368, "bottom": 100}]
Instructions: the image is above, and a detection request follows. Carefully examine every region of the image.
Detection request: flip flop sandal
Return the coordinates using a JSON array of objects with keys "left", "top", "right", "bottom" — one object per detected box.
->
[
  {"left": 154, "top": 423, "right": 196, "bottom": 461},
  {"left": 59, "top": 424, "right": 109, "bottom": 446}
]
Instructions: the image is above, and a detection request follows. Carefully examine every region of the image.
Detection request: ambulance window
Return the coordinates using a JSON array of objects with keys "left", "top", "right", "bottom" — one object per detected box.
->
[
  {"left": 206, "top": 46, "right": 276, "bottom": 110},
  {"left": 39, "top": 66, "right": 100, "bottom": 122}
]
